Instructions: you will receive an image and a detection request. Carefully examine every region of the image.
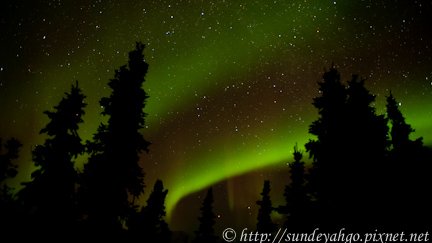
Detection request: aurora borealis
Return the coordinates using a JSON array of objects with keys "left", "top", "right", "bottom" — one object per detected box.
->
[{"left": 1, "top": 0, "right": 431, "bottom": 233}]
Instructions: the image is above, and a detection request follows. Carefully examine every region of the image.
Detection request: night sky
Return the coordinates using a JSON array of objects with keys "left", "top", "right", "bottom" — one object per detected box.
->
[{"left": 1, "top": 0, "right": 431, "bottom": 233}]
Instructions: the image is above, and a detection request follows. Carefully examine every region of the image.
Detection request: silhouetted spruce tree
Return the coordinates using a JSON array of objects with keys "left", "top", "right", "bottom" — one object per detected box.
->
[
  {"left": 18, "top": 81, "right": 86, "bottom": 235},
  {"left": 279, "top": 145, "right": 309, "bottom": 230},
  {"left": 386, "top": 92, "right": 421, "bottom": 151},
  {"left": 129, "top": 180, "right": 170, "bottom": 242},
  {"left": 345, "top": 75, "right": 388, "bottom": 226},
  {"left": 0, "top": 138, "right": 22, "bottom": 235},
  {"left": 306, "top": 67, "right": 388, "bottom": 228},
  {"left": 194, "top": 188, "right": 218, "bottom": 243},
  {"left": 305, "top": 67, "right": 348, "bottom": 227},
  {"left": 306, "top": 67, "right": 346, "bottom": 205},
  {"left": 256, "top": 180, "right": 276, "bottom": 234},
  {"left": 385, "top": 92, "right": 430, "bottom": 228},
  {"left": 80, "top": 42, "right": 150, "bottom": 234},
  {"left": 0, "top": 138, "right": 21, "bottom": 185}
]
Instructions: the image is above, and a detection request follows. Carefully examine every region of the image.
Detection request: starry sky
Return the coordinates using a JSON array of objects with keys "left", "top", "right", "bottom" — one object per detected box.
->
[{"left": 1, "top": 0, "right": 431, "bottom": 233}]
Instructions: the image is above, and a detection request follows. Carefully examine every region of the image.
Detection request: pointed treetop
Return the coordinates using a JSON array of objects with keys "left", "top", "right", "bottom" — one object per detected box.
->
[
  {"left": 128, "top": 41, "right": 148, "bottom": 76},
  {"left": 40, "top": 81, "right": 86, "bottom": 136},
  {"left": 293, "top": 143, "right": 303, "bottom": 163}
]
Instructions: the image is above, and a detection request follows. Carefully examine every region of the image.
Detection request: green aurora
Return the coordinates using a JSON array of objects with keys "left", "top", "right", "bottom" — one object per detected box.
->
[{"left": 1, "top": 0, "right": 431, "bottom": 230}]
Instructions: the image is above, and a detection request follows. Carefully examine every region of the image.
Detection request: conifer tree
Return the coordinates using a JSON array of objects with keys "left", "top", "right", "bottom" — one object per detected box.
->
[
  {"left": 256, "top": 180, "right": 276, "bottom": 233},
  {"left": 194, "top": 188, "right": 218, "bottom": 243},
  {"left": 278, "top": 145, "right": 309, "bottom": 230},
  {"left": 385, "top": 92, "right": 429, "bottom": 227},
  {"left": 386, "top": 92, "right": 420, "bottom": 150},
  {"left": 0, "top": 138, "right": 21, "bottom": 185},
  {"left": 0, "top": 137, "right": 22, "bottom": 203},
  {"left": 129, "top": 180, "right": 170, "bottom": 242},
  {"left": 0, "top": 137, "right": 22, "bottom": 236},
  {"left": 345, "top": 75, "right": 388, "bottom": 223},
  {"left": 306, "top": 67, "right": 347, "bottom": 205},
  {"left": 80, "top": 42, "right": 150, "bottom": 233},
  {"left": 346, "top": 75, "right": 388, "bottom": 160},
  {"left": 306, "top": 68, "right": 388, "bottom": 227},
  {"left": 19, "top": 81, "right": 86, "bottom": 233}
]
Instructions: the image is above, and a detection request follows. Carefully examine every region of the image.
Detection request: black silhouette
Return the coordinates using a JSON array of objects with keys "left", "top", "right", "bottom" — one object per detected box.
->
[
  {"left": 306, "top": 67, "right": 389, "bottom": 229},
  {"left": 193, "top": 188, "right": 218, "bottom": 243},
  {"left": 0, "top": 138, "right": 21, "bottom": 184},
  {"left": 129, "top": 179, "right": 171, "bottom": 242},
  {"left": 386, "top": 92, "right": 420, "bottom": 151},
  {"left": 277, "top": 145, "right": 310, "bottom": 230},
  {"left": 384, "top": 92, "right": 431, "bottom": 229},
  {"left": 18, "top": 81, "right": 86, "bottom": 236},
  {"left": 0, "top": 138, "right": 22, "bottom": 235},
  {"left": 1, "top": 41, "right": 431, "bottom": 240},
  {"left": 256, "top": 180, "right": 276, "bottom": 234},
  {"left": 79, "top": 42, "right": 151, "bottom": 236}
]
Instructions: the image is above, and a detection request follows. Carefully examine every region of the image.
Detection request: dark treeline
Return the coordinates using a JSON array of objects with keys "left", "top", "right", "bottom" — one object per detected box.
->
[
  {"left": 260, "top": 68, "right": 431, "bottom": 234},
  {"left": 0, "top": 43, "right": 430, "bottom": 241}
]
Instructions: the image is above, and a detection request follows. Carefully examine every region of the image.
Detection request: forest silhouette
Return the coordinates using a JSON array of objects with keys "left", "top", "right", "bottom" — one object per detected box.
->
[{"left": 0, "top": 43, "right": 431, "bottom": 241}]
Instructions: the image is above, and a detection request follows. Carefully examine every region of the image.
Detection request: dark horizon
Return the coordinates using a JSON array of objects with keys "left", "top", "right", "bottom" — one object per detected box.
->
[
  {"left": 1, "top": 59, "right": 431, "bottom": 239},
  {"left": 1, "top": 0, "right": 431, "bottom": 240}
]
